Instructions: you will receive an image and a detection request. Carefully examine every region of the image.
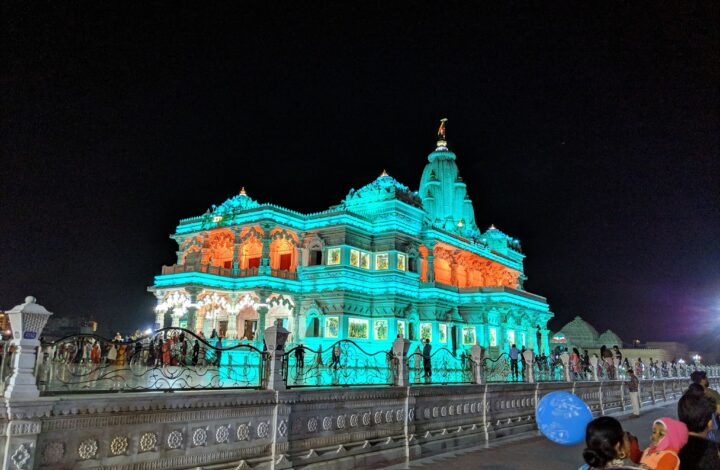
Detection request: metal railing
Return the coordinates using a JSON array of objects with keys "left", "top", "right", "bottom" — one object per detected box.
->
[
  {"left": 35, "top": 328, "right": 268, "bottom": 394},
  {"left": 407, "top": 348, "right": 473, "bottom": 385},
  {"left": 161, "top": 264, "right": 297, "bottom": 280},
  {"left": 282, "top": 340, "right": 396, "bottom": 387}
]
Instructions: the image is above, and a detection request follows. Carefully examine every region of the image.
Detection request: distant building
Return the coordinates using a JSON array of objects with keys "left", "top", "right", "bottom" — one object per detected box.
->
[
  {"left": 149, "top": 122, "right": 554, "bottom": 356},
  {"left": 551, "top": 316, "right": 699, "bottom": 363},
  {"left": 43, "top": 316, "right": 98, "bottom": 340}
]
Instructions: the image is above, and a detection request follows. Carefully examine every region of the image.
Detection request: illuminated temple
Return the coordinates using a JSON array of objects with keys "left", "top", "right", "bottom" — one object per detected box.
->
[{"left": 149, "top": 121, "right": 554, "bottom": 356}]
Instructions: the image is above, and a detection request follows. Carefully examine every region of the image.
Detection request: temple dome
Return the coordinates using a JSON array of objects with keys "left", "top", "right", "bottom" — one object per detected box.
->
[
  {"left": 211, "top": 187, "right": 260, "bottom": 215},
  {"left": 558, "top": 316, "right": 600, "bottom": 348},
  {"left": 598, "top": 329, "right": 623, "bottom": 347},
  {"left": 339, "top": 171, "right": 422, "bottom": 208},
  {"left": 418, "top": 124, "right": 480, "bottom": 237}
]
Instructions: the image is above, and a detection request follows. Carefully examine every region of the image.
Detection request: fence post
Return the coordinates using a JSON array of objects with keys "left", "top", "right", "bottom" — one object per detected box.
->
[
  {"left": 263, "top": 320, "right": 289, "bottom": 391},
  {"left": 392, "top": 336, "right": 411, "bottom": 386},
  {"left": 2, "top": 296, "right": 54, "bottom": 470},
  {"left": 590, "top": 355, "right": 599, "bottom": 381},
  {"left": 470, "top": 344, "right": 485, "bottom": 384},
  {"left": 522, "top": 349, "right": 535, "bottom": 384},
  {"left": 560, "top": 351, "right": 571, "bottom": 382},
  {"left": 4, "top": 296, "right": 52, "bottom": 399}
]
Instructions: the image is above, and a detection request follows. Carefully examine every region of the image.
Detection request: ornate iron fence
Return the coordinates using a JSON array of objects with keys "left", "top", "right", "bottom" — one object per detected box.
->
[
  {"left": 35, "top": 328, "right": 267, "bottom": 394},
  {"left": 408, "top": 348, "right": 473, "bottom": 384},
  {"left": 283, "top": 340, "right": 395, "bottom": 387}
]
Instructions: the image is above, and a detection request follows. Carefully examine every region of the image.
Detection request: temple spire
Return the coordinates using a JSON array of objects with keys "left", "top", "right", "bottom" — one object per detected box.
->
[{"left": 436, "top": 118, "right": 448, "bottom": 149}]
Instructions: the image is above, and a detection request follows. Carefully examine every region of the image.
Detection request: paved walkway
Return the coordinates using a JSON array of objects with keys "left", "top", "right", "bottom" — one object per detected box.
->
[{"left": 392, "top": 403, "right": 677, "bottom": 470}]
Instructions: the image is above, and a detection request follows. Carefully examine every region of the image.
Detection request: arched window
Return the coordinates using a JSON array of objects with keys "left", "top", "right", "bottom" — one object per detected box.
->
[
  {"left": 308, "top": 248, "right": 323, "bottom": 266},
  {"left": 306, "top": 317, "right": 320, "bottom": 337}
]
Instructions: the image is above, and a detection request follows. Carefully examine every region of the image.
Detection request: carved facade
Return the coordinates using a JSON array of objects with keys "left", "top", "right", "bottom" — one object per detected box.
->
[{"left": 149, "top": 128, "right": 553, "bottom": 355}]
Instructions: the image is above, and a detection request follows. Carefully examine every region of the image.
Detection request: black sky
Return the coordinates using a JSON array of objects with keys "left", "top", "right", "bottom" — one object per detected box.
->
[{"left": 2, "top": 3, "right": 718, "bottom": 349}]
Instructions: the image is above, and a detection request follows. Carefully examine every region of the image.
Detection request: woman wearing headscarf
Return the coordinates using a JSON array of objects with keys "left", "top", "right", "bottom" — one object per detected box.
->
[{"left": 640, "top": 418, "right": 688, "bottom": 470}]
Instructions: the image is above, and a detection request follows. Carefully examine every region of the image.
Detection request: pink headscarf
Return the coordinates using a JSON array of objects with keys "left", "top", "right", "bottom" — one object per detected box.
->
[{"left": 649, "top": 418, "right": 688, "bottom": 452}]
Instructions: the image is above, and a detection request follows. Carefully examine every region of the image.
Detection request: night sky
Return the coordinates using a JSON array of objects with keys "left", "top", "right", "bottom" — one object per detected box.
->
[{"left": 2, "top": 4, "right": 718, "bottom": 350}]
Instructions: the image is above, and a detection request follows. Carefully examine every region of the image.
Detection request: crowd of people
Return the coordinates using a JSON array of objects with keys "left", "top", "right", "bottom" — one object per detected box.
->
[
  {"left": 579, "top": 370, "right": 720, "bottom": 469},
  {"left": 42, "top": 329, "right": 229, "bottom": 368}
]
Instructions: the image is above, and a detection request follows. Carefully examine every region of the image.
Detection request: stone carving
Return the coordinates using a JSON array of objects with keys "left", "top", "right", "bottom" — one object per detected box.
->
[
  {"left": 408, "top": 408, "right": 415, "bottom": 421},
  {"left": 441, "top": 406, "right": 447, "bottom": 417},
  {"left": 362, "top": 412, "right": 371, "bottom": 426},
  {"left": 374, "top": 411, "right": 383, "bottom": 424},
  {"left": 350, "top": 414, "right": 358, "bottom": 427},
  {"left": 322, "top": 417, "right": 332, "bottom": 431},
  {"left": 216, "top": 425, "right": 230, "bottom": 443},
  {"left": 78, "top": 438, "right": 98, "bottom": 460},
  {"left": 385, "top": 410, "right": 393, "bottom": 423},
  {"left": 167, "top": 430, "right": 183, "bottom": 449},
  {"left": 139, "top": 432, "right": 158, "bottom": 452},
  {"left": 193, "top": 427, "right": 208, "bottom": 446},
  {"left": 43, "top": 441, "right": 64, "bottom": 464},
  {"left": 423, "top": 408, "right": 430, "bottom": 419},
  {"left": 396, "top": 409, "right": 404, "bottom": 422},
  {"left": 432, "top": 407, "right": 438, "bottom": 418},
  {"left": 471, "top": 403, "right": 476, "bottom": 413},
  {"left": 276, "top": 420, "right": 287, "bottom": 438},
  {"left": 11, "top": 443, "right": 32, "bottom": 469},
  {"left": 237, "top": 423, "right": 251, "bottom": 441},
  {"left": 110, "top": 435, "right": 129, "bottom": 455},
  {"left": 336, "top": 415, "right": 345, "bottom": 429},
  {"left": 307, "top": 418, "right": 317, "bottom": 432},
  {"left": 256, "top": 421, "right": 269, "bottom": 439},
  {"left": 456, "top": 404, "right": 462, "bottom": 415}
]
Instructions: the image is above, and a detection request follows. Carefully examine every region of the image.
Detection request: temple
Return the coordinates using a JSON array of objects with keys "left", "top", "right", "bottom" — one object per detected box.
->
[{"left": 149, "top": 121, "right": 554, "bottom": 356}]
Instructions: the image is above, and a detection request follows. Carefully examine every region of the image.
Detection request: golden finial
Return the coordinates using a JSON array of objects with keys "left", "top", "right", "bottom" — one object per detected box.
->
[
  {"left": 380, "top": 169, "right": 389, "bottom": 177},
  {"left": 239, "top": 187, "right": 247, "bottom": 196},
  {"left": 436, "top": 118, "right": 448, "bottom": 148}
]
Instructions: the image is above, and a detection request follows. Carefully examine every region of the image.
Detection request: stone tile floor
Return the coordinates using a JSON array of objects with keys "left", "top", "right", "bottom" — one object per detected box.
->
[{"left": 386, "top": 403, "right": 676, "bottom": 469}]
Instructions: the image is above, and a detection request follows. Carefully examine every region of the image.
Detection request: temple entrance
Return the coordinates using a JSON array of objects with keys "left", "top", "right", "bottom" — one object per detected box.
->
[
  {"left": 451, "top": 326, "right": 458, "bottom": 352},
  {"left": 218, "top": 320, "right": 228, "bottom": 338},
  {"left": 243, "top": 320, "right": 257, "bottom": 340}
]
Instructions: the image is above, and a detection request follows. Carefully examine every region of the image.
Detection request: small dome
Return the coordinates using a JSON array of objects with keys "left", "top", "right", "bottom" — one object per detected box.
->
[
  {"left": 559, "top": 316, "right": 600, "bottom": 348},
  {"left": 598, "top": 329, "right": 623, "bottom": 348},
  {"left": 340, "top": 172, "right": 422, "bottom": 208},
  {"left": 212, "top": 188, "right": 260, "bottom": 215}
]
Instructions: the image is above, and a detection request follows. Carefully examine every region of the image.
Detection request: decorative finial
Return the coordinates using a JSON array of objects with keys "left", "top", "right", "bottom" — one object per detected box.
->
[
  {"left": 380, "top": 169, "right": 389, "bottom": 177},
  {"left": 436, "top": 118, "right": 448, "bottom": 149},
  {"left": 239, "top": 187, "right": 247, "bottom": 196},
  {"left": 489, "top": 224, "right": 496, "bottom": 230}
]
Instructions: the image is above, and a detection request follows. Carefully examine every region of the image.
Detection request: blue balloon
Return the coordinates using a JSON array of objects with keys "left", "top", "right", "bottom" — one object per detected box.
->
[{"left": 536, "top": 391, "right": 593, "bottom": 445}]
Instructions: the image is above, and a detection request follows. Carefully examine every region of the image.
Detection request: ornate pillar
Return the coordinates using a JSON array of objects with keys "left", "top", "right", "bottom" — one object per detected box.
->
[
  {"left": 154, "top": 291, "right": 166, "bottom": 329},
  {"left": 290, "top": 296, "right": 302, "bottom": 343},
  {"left": 470, "top": 344, "right": 486, "bottom": 384},
  {"left": 256, "top": 305, "right": 269, "bottom": 346},
  {"left": 259, "top": 223, "right": 272, "bottom": 275},
  {"left": 170, "top": 310, "right": 181, "bottom": 327},
  {"left": 426, "top": 254, "right": 435, "bottom": 282},
  {"left": 232, "top": 230, "right": 242, "bottom": 274},
  {"left": 186, "top": 287, "right": 200, "bottom": 333},
  {"left": 392, "top": 336, "right": 411, "bottom": 386},
  {"left": 155, "top": 310, "right": 165, "bottom": 329},
  {"left": 2, "top": 298, "right": 55, "bottom": 470},
  {"left": 263, "top": 320, "right": 289, "bottom": 390}
]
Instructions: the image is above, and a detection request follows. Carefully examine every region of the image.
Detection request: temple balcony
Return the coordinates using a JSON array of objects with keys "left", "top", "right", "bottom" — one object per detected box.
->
[{"left": 160, "top": 264, "right": 298, "bottom": 280}]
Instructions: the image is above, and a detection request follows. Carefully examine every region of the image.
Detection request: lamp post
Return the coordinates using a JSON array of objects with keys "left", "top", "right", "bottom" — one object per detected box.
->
[{"left": 4, "top": 296, "right": 53, "bottom": 399}]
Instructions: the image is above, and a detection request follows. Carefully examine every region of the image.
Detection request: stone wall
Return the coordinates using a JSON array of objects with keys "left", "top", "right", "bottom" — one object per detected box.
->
[{"left": 3, "top": 376, "right": 715, "bottom": 470}]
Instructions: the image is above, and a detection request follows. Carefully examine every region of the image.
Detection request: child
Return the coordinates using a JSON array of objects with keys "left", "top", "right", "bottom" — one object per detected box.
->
[{"left": 640, "top": 418, "right": 688, "bottom": 470}]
